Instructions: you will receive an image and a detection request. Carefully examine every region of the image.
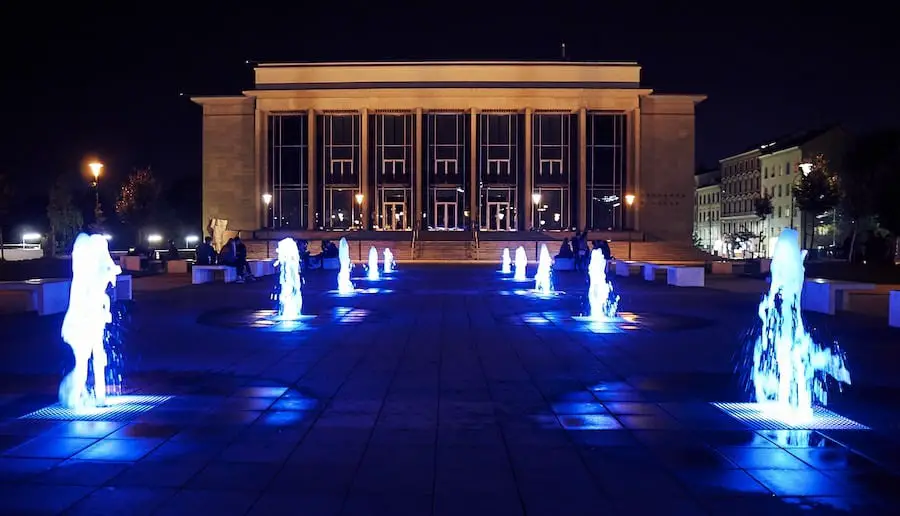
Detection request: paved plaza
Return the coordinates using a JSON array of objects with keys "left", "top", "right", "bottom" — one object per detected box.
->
[{"left": 1, "top": 264, "right": 899, "bottom": 515}]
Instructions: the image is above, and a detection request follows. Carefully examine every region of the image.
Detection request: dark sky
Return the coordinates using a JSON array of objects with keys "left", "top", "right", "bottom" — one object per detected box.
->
[{"left": 1, "top": 2, "right": 896, "bottom": 199}]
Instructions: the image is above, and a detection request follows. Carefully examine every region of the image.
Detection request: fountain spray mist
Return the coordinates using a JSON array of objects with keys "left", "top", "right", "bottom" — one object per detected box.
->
[
  {"left": 60, "top": 233, "right": 121, "bottom": 409},
  {"left": 337, "top": 238, "right": 354, "bottom": 294},
  {"left": 749, "top": 228, "right": 851, "bottom": 423},
  {"left": 383, "top": 248, "right": 395, "bottom": 273},
  {"left": 274, "top": 238, "right": 302, "bottom": 320},
  {"left": 367, "top": 246, "right": 380, "bottom": 280},
  {"left": 514, "top": 246, "right": 527, "bottom": 281},
  {"left": 534, "top": 244, "right": 552, "bottom": 294},
  {"left": 587, "top": 249, "right": 619, "bottom": 319},
  {"left": 501, "top": 248, "right": 512, "bottom": 274}
]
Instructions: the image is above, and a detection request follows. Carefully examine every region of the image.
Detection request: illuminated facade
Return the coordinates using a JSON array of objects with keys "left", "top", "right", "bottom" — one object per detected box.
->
[{"left": 193, "top": 61, "right": 704, "bottom": 240}]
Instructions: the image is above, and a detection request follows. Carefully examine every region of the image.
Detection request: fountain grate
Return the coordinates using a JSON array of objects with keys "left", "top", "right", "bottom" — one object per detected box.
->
[
  {"left": 20, "top": 395, "right": 172, "bottom": 422},
  {"left": 712, "top": 402, "right": 869, "bottom": 431}
]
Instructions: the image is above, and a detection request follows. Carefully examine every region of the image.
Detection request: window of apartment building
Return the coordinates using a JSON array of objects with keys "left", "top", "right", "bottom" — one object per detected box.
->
[{"left": 785, "top": 161, "right": 791, "bottom": 175}]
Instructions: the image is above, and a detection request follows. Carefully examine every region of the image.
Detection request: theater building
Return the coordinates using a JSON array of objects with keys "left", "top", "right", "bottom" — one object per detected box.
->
[{"left": 192, "top": 61, "right": 705, "bottom": 258}]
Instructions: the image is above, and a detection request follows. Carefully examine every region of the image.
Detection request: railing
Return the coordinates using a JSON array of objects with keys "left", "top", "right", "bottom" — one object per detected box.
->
[
  {"left": 473, "top": 230, "right": 479, "bottom": 260},
  {"left": 411, "top": 229, "right": 417, "bottom": 259}
]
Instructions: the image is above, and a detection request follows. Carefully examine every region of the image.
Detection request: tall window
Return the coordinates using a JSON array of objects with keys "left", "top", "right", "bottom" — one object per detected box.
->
[
  {"left": 478, "top": 113, "right": 522, "bottom": 230},
  {"left": 317, "top": 113, "right": 361, "bottom": 230},
  {"left": 267, "top": 114, "right": 308, "bottom": 228},
  {"left": 372, "top": 113, "right": 414, "bottom": 230},
  {"left": 425, "top": 112, "right": 469, "bottom": 230},
  {"left": 532, "top": 113, "right": 573, "bottom": 230},
  {"left": 586, "top": 112, "right": 627, "bottom": 230}
]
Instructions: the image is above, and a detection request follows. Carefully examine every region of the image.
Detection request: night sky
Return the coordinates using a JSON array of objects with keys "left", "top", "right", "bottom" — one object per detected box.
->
[{"left": 1, "top": 3, "right": 896, "bottom": 227}]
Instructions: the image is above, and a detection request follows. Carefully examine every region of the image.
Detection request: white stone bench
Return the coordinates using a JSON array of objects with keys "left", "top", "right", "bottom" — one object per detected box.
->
[
  {"left": 248, "top": 259, "right": 276, "bottom": 277},
  {"left": 115, "top": 274, "right": 132, "bottom": 301},
  {"left": 801, "top": 279, "right": 876, "bottom": 315},
  {"left": 710, "top": 261, "right": 734, "bottom": 275},
  {"left": 890, "top": 291, "right": 900, "bottom": 328},
  {"left": 0, "top": 279, "right": 71, "bottom": 315},
  {"left": 552, "top": 257, "right": 575, "bottom": 271},
  {"left": 322, "top": 257, "right": 340, "bottom": 270},
  {"left": 642, "top": 263, "right": 670, "bottom": 281},
  {"left": 615, "top": 260, "right": 642, "bottom": 277},
  {"left": 666, "top": 266, "right": 705, "bottom": 287},
  {"left": 119, "top": 255, "right": 142, "bottom": 272},
  {"left": 167, "top": 260, "right": 189, "bottom": 274},
  {"left": 192, "top": 265, "right": 237, "bottom": 284}
]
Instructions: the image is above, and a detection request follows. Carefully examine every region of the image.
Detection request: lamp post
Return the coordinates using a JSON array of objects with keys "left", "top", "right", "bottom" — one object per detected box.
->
[
  {"left": 790, "top": 163, "right": 812, "bottom": 247},
  {"left": 88, "top": 162, "right": 103, "bottom": 222},
  {"left": 625, "top": 194, "right": 636, "bottom": 260},
  {"left": 262, "top": 193, "right": 272, "bottom": 228},
  {"left": 355, "top": 193, "right": 364, "bottom": 230},
  {"left": 531, "top": 192, "right": 542, "bottom": 230}
]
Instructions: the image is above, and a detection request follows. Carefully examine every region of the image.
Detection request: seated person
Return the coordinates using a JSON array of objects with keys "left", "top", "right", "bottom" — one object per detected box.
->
[
  {"left": 233, "top": 236, "right": 252, "bottom": 281},
  {"left": 195, "top": 237, "right": 217, "bottom": 265},
  {"left": 556, "top": 238, "right": 574, "bottom": 259},
  {"left": 165, "top": 239, "right": 180, "bottom": 261},
  {"left": 322, "top": 240, "right": 339, "bottom": 258}
]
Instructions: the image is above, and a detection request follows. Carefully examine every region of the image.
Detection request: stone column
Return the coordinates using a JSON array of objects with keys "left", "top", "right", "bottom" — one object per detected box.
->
[
  {"left": 578, "top": 108, "right": 587, "bottom": 231},
  {"left": 469, "top": 108, "right": 478, "bottom": 230},
  {"left": 523, "top": 108, "right": 533, "bottom": 231},
  {"left": 256, "top": 110, "right": 267, "bottom": 229},
  {"left": 306, "top": 109, "right": 316, "bottom": 230},
  {"left": 360, "top": 108, "right": 369, "bottom": 228},
  {"left": 415, "top": 108, "right": 423, "bottom": 231},
  {"left": 632, "top": 106, "right": 642, "bottom": 231}
]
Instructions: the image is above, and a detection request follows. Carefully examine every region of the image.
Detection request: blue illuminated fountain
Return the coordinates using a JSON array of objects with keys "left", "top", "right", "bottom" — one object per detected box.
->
[
  {"left": 749, "top": 228, "right": 851, "bottom": 424},
  {"left": 501, "top": 248, "right": 512, "bottom": 274},
  {"left": 367, "top": 246, "right": 380, "bottom": 280},
  {"left": 337, "top": 237, "right": 354, "bottom": 294},
  {"left": 274, "top": 238, "right": 302, "bottom": 320},
  {"left": 383, "top": 248, "right": 395, "bottom": 273},
  {"left": 60, "top": 233, "right": 121, "bottom": 409},
  {"left": 534, "top": 244, "right": 552, "bottom": 294},
  {"left": 587, "top": 249, "right": 619, "bottom": 319},
  {"left": 513, "top": 246, "right": 527, "bottom": 281}
]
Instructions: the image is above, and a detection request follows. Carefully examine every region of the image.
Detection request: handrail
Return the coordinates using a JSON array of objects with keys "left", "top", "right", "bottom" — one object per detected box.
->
[{"left": 411, "top": 229, "right": 417, "bottom": 258}]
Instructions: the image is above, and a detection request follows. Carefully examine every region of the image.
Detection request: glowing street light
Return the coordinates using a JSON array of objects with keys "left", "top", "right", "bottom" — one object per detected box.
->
[
  {"left": 262, "top": 193, "right": 273, "bottom": 229},
  {"left": 185, "top": 235, "right": 199, "bottom": 249},
  {"left": 355, "top": 193, "right": 365, "bottom": 230},
  {"left": 531, "top": 192, "right": 542, "bottom": 230},
  {"left": 88, "top": 162, "right": 103, "bottom": 181},
  {"left": 147, "top": 234, "right": 163, "bottom": 245},
  {"left": 799, "top": 162, "right": 813, "bottom": 176},
  {"left": 624, "top": 193, "right": 636, "bottom": 260},
  {"left": 88, "top": 161, "right": 104, "bottom": 226}
]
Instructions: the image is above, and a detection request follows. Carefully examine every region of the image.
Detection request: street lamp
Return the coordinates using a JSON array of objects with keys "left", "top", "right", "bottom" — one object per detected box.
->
[
  {"left": 185, "top": 235, "right": 199, "bottom": 249},
  {"left": 262, "top": 193, "right": 272, "bottom": 228},
  {"left": 790, "top": 162, "right": 812, "bottom": 231},
  {"left": 88, "top": 162, "right": 103, "bottom": 223},
  {"left": 531, "top": 192, "right": 542, "bottom": 230},
  {"left": 355, "top": 193, "right": 364, "bottom": 230},
  {"left": 625, "top": 194, "right": 636, "bottom": 260},
  {"left": 22, "top": 232, "right": 41, "bottom": 248}
]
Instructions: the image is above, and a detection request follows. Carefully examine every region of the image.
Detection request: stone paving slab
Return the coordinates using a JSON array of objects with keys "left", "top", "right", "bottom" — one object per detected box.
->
[{"left": 0, "top": 264, "right": 898, "bottom": 514}]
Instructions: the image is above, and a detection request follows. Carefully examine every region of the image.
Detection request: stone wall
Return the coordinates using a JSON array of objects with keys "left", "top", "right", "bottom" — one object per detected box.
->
[
  {"left": 197, "top": 97, "right": 257, "bottom": 237},
  {"left": 639, "top": 95, "right": 704, "bottom": 242}
]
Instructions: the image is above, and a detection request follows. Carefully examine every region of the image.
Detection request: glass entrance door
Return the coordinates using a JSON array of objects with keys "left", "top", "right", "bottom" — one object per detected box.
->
[
  {"left": 382, "top": 202, "right": 406, "bottom": 230},
  {"left": 487, "top": 202, "right": 511, "bottom": 231},
  {"left": 434, "top": 202, "right": 458, "bottom": 230}
]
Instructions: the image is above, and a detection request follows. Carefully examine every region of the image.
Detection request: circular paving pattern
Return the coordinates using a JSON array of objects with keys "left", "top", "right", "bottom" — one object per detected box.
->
[
  {"left": 515, "top": 311, "right": 715, "bottom": 332},
  {"left": 197, "top": 306, "right": 375, "bottom": 332}
]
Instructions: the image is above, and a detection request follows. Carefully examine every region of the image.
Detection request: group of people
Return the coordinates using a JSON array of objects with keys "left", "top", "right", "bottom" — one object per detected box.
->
[
  {"left": 194, "top": 235, "right": 254, "bottom": 283},
  {"left": 556, "top": 230, "right": 613, "bottom": 271},
  {"left": 193, "top": 235, "right": 345, "bottom": 283}
]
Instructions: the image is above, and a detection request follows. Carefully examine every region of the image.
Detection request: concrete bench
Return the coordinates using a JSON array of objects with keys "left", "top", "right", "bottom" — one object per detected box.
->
[
  {"left": 116, "top": 274, "right": 132, "bottom": 301},
  {"left": 890, "top": 291, "right": 900, "bottom": 328},
  {"left": 666, "top": 266, "right": 705, "bottom": 287},
  {"left": 0, "top": 279, "right": 71, "bottom": 315},
  {"left": 322, "top": 257, "right": 340, "bottom": 270},
  {"left": 552, "top": 257, "right": 575, "bottom": 271},
  {"left": 248, "top": 259, "right": 276, "bottom": 277},
  {"left": 119, "top": 255, "right": 142, "bottom": 272},
  {"left": 167, "top": 260, "right": 189, "bottom": 274},
  {"left": 192, "top": 265, "right": 237, "bottom": 285},
  {"left": 615, "top": 260, "right": 642, "bottom": 277},
  {"left": 801, "top": 279, "right": 876, "bottom": 315},
  {"left": 642, "top": 263, "right": 670, "bottom": 281},
  {"left": 710, "top": 261, "right": 735, "bottom": 275}
]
